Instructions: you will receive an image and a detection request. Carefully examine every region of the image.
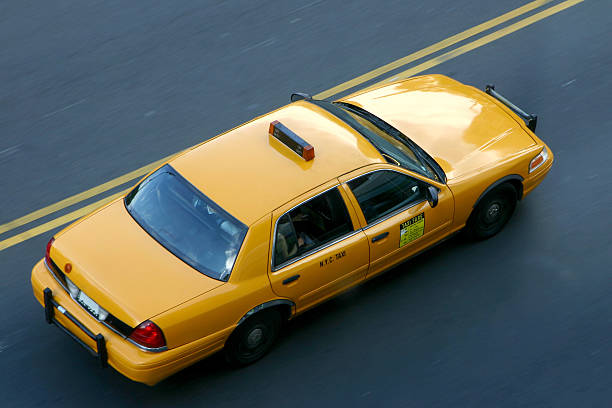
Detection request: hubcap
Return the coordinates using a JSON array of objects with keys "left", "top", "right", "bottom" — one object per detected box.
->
[
  {"left": 246, "top": 327, "right": 264, "bottom": 348},
  {"left": 485, "top": 203, "right": 501, "bottom": 223}
]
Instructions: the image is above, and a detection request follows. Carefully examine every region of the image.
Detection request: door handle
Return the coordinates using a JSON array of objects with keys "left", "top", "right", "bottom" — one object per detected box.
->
[
  {"left": 371, "top": 232, "right": 389, "bottom": 243},
  {"left": 283, "top": 275, "right": 300, "bottom": 285}
]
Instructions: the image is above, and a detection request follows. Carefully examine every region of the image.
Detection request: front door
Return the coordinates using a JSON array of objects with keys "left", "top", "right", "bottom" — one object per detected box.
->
[
  {"left": 341, "top": 168, "right": 453, "bottom": 278},
  {"left": 268, "top": 184, "right": 369, "bottom": 312}
]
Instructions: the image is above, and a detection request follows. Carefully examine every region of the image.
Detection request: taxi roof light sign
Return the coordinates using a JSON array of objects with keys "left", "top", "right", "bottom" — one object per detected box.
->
[{"left": 269, "top": 120, "right": 315, "bottom": 161}]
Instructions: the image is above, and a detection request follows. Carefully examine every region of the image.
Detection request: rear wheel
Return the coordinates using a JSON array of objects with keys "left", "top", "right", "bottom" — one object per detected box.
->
[
  {"left": 466, "top": 183, "right": 518, "bottom": 240},
  {"left": 225, "top": 309, "right": 282, "bottom": 367}
]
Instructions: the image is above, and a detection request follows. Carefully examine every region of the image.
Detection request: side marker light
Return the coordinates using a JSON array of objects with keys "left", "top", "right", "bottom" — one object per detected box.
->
[{"left": 529, "top": 147, "right": 549, "bottom": 173}]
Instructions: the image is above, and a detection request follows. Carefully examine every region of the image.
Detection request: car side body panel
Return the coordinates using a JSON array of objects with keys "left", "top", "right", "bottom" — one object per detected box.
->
[
  {"left": 267, "top": 180, "right": 370, "bottom": 313},
  {"left": 153, "top": 214, "right": 278, "bottom": 349},
  {"left": 338, "top": 164, "right": 454, "bottom": 279},
  {"left": 446, "top": 142, "right": 553, "bottom": 230}
]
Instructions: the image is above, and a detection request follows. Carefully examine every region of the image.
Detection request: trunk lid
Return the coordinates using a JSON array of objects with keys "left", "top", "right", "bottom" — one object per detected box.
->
[{"left": 52, "top": 198, "right": 224, "bottom": 327}]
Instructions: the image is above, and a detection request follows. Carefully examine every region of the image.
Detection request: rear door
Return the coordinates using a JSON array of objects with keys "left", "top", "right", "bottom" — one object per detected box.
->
[
  {"left": 340, "top": 165, "right": 454, "bottom": 278},
  {"left": 268, "top": 182, "right": 369, "bottom": 312}
]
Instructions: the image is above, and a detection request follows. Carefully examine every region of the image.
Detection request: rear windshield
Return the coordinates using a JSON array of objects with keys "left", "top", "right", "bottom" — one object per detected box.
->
[{"left": 125, "top": 165, "right": 247, "bottom": 281}]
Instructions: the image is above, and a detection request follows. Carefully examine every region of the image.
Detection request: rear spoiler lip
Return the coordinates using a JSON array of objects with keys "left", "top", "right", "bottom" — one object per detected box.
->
[{"left": 485, "top": 84, "right": 538, "bottom": 132}]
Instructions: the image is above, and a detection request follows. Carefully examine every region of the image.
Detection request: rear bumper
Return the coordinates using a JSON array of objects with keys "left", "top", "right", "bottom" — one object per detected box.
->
[
  {"left": 31, "top": 259, "right": 228, "bottom": 385},
  {"left": 43, "top": 287, "right": 108, "bottom": 367}
]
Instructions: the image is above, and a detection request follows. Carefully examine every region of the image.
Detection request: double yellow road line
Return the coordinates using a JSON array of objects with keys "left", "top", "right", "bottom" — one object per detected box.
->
[{"left": 0, "top": 0, "right": 583, "bottom": 252}]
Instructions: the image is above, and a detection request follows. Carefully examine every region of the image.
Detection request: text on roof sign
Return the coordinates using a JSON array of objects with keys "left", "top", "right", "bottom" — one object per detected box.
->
[{"left": 269, "top": 120, "right": 315, "bottom": 161}]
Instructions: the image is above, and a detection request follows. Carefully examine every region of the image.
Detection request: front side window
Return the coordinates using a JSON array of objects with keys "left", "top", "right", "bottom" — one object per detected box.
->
[
  {"left": 274, "top": 188, "right": 353, "bottom": 268},
  {"left": 125, "top": 165, "right": 247, "bottom": 281},
  {"left": 347, "top": 170, "right": 426, "bottom": 224}
]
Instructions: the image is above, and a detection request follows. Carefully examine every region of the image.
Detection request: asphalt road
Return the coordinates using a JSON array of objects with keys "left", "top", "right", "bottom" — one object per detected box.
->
[{"left": 1, "top": 0, "right": 611, "bottom": 406}]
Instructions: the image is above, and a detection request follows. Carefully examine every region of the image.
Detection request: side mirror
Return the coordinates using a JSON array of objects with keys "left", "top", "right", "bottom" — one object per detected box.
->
[
  {"left": 291, "top": 92, "right": 312, "bottom": 102},
  {"left": 426, "top": 186, "right": 439, "bottom": 208}
]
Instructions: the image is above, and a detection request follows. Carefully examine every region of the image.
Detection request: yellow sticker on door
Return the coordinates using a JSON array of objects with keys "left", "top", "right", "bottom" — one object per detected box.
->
[{"left": 399, "top": 213, "right": 425, "bottom": 247}]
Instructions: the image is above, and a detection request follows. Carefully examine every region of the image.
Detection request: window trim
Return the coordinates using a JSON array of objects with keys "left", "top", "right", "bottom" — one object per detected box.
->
[
  {"left": 343, "top": 168, "right": 429, "bottom": 230},
  {"left": 272, "top": 230, "right": 361, "bottom": 272},
  {"left": 271, "top": 170, "right": 436, "bottom": 271},
  {"left": 271, "top": 185, "right": 357, "bottom": 271}
]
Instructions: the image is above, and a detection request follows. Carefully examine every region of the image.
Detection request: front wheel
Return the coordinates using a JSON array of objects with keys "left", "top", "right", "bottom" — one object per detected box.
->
[
  {"left": 466, "top": 183, "right": 517, "bottom": 240},
  {"left": 224, "top": 309, "right": 282, "bottom": 367}
]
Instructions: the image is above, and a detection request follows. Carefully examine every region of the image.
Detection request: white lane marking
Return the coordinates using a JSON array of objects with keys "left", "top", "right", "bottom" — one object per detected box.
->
[
  {"left": 562, "top": 78, "right": 576, "bottom": 87},
  {"left": 241, "top": 38, "right": 276, "bottom": 53},
  {"left": 0, "top": 145, "right": 20, "bottom": 156},
  {"left": 0, "top": 144, "right": 21, "bottom": 162},
  {"left": 41, "top": 98, "right": 87, "bottom": 119},
  {"left": 0, "top": 329, "right": 26, "bottom": 352},
  {"left": 289, "top": 0, "right": 322, "bottom": 14}
]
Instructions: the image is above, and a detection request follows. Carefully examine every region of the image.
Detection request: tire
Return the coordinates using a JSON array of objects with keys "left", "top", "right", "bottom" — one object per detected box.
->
[
  {"left": 224, "top": 309, "right": 282, "bottom": 367},
  {"left": 466, "top": 183, "right": 518, "bottom": 240}
]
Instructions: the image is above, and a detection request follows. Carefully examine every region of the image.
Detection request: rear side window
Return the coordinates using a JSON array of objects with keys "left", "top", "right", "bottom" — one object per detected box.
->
[
  {"left": 274, "top": 188, "right": 353, "bottom": 268},
  {"left": 347, "top": 170, "right": 425, "bottom": 224}
]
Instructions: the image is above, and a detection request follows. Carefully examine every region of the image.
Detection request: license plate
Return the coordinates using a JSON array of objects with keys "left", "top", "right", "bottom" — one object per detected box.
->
[{"left": 77, "top": 290, "right": 101, "bottom": 319}]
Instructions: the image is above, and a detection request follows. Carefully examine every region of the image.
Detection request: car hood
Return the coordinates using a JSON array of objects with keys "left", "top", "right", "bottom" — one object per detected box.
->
[
  {"left": 340, "top": 75, "right": 536, "bottom": 181},
  {"left": 52, "top": 198, "right": 224, "bottom": 327}
]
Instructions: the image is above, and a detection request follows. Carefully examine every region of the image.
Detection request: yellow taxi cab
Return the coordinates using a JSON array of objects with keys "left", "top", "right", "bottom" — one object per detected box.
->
[{"left": 31, "top": 74, "right": 553, "bottom": 385}]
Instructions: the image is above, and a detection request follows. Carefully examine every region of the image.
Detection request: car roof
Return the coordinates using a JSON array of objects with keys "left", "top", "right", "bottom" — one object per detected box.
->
[{"left": 170, "top": 100, "right": 385, "bottom": 225}]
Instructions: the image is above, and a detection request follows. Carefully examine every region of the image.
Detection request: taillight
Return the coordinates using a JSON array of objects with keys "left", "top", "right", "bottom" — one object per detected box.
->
[
  {"left": 129, "top": 320, "right": 166, "bottom": 349},
  {"left": 45, "top": 237, "right": 55, "bottom": 266}
]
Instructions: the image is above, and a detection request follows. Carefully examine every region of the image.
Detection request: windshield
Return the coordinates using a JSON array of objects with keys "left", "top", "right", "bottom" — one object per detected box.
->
[
  {"left": 334, "top": 102, "right": 440, "bottom": 181},
  {"left": 125, "top": 165, "right": 247, "bottom": 281},
  {"left": 306, "top": 99, "right": 444, "bottom": 181}
]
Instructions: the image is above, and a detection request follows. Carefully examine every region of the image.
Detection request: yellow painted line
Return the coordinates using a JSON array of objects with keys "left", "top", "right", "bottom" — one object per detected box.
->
[
  {"left": 0, "top": 0, "right": 552, "bottom": 238},
  {"left": 0, "top": 154, "right": 172, "bottom": 235},
  {"left": 364, "top": 0, "right": 583, "bottom": 90},
  {"left": 0, "top": 0, "right": 585, "bottom": 252},
  {"left": 0, "top": 0, "right": 552, "bottom": 239},
  {"left": 313, "top": 0, "right": 553, "bottom": 99},
  {"left": 0, "top": 189, "right": 129, "bottom": 251}
]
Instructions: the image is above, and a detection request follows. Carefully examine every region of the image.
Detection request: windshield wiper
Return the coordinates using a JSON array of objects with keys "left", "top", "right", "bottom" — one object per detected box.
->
[{"left": 334, "top": 102, "right": 446, "bottom": 183}]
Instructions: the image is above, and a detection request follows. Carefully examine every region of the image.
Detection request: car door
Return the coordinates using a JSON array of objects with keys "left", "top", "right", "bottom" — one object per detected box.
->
[
  {"left": 340, "top": 166, "right": 454, "bottom": 278},
  {"left": 268, "top": 182, "right": 369, "bottom": 312}
]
